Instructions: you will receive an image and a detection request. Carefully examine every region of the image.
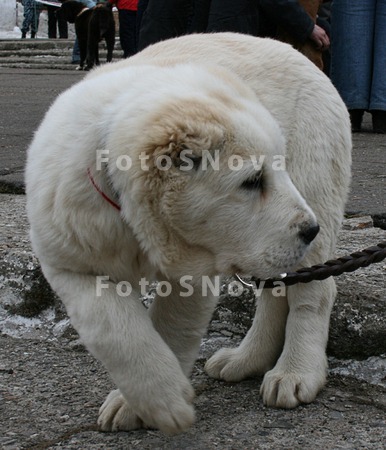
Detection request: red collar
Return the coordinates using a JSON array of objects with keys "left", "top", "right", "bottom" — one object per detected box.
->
[{"left": 87, "top": 168, "right": 121, "bottom": 211}]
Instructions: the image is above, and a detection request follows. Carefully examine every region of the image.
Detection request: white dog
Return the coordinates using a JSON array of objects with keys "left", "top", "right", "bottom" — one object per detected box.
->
[{"left": 26, "top": 33, "right": 351, "bottom": 434}]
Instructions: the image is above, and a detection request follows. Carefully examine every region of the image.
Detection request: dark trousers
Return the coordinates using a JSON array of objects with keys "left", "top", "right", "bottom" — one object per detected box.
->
[
  {"left": 188, "top": 0, "right": 211, "bottom": 32},
  {"left": 138, "top": 0, "right": 193, "bottom": 51},
  {"left": 136, "top": 0, "right": 149, "bottom": 44},
  {"left": 205, "top": 0, "right": 260, "bottom": 36},
  {"left": 119, "top": 9, "right": 137, "bottom": 58},
  {"left": 47, "top": 5, "right": 68, "bottom": 39}
]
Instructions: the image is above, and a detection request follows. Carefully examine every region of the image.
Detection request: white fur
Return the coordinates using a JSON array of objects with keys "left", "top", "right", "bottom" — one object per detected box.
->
[{"left": 26, "top": 33, "right": 351, "bottom": 434}]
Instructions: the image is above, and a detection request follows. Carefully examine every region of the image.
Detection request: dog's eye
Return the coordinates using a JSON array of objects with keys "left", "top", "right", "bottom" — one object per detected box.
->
[{"left": 241, "top": 171, "right": 264, "bottom": 191}]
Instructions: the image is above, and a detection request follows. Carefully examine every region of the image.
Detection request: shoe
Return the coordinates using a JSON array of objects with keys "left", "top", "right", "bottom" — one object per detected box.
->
[
  {"left": 349, "top": 109, "right": 364, "bottom": 132},
  {"left": 371, "top": 110, "right": 386, "bottom": 134},
  {"left": 21, "top": 31, "right": 26, "bottom": 39},
  {"left": 31, "top": 32, "right": 36, "bottom": 38}
]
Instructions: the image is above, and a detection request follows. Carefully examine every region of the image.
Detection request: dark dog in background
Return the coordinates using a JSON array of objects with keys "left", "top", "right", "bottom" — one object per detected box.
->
[{"left": 58, "top": 1, "right": 115, "bottom": 70}]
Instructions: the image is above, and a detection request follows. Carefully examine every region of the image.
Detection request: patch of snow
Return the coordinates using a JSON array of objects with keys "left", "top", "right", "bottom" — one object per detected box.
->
[
  {"left": 0, "top": 305, "right": 65, "bottom": 340},
  {"left": 329, "top": 355, "right": 386, "bottom": 389},
  {"left": 0, "top": 0, "right": 49, "bottom": 38}
]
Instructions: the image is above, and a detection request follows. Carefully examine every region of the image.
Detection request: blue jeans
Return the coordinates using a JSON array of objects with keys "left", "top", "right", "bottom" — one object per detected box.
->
[
  {"left": 72, "top": 38, "right": 80, "bottom": 63},
  {"left": 330, "top": 0, "right": 386, "bottom": 111}
]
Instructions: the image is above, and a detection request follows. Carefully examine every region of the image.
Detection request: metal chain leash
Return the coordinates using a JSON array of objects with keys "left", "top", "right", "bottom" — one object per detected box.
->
[{"left": 244, "top": 241, "right": 386, "bottom": 289}]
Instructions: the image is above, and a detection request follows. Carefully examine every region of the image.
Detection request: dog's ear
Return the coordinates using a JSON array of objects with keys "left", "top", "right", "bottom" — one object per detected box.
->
[
  {"left": 148, "top": 122, "right": 226, "bottom": 174},
  {"left": 140, "top": 104, "right": 227, "bottom": 175},
  {"left": 173, "top": 149, "right": 202, "bottom": 170},
  {"left": 167, "top": 144, "right": 203, "bottom": 171},
  {"left": 150, "top": 133, "right": 208, "bottom": 173}
]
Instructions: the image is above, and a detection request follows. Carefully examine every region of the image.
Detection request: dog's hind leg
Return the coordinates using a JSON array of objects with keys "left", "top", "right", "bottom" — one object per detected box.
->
[
  {"left": 99, "top": 12, "right": 114, "bottom": 63},
  {"left": 105, "top": 31, "right": 115, "bottom": 63},
  {"left": 43, "top": 266, "right": 195, "bottom": 434},
  {"left": 205, "top": 288, "right": 288, "bottom": 381},
  {"left": 85, "top": 14, "right": 100, "bottom": 69},
  {"left": 77, "top": 34, "right": 88, "bottom": 69},
  {"left": 86, "top": 35, "right": 98, "bottom": 70},
  {"left": 149, "top": 277, "right": 219, "bottom": 376}
]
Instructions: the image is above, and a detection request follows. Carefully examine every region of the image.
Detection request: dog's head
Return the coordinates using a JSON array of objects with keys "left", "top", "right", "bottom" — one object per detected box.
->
[
  {"left": 58, "top": 0, "right": 86, "bottom": 23},
  {"left": 103, "top": 64, "right": 319, "bottom": 280}
]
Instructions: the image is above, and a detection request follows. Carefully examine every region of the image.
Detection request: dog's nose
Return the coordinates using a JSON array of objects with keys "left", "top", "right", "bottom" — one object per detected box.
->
[{"left": 299, "top": 224, "right": 320, "bottom": 245}]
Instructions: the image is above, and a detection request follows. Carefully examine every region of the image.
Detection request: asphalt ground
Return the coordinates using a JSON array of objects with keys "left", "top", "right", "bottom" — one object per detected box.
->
[{"left": 0, "top": 67, "right": 385, "bottom": 223}]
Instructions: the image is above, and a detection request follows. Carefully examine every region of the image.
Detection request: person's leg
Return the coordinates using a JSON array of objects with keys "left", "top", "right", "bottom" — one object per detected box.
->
[
  {"left": 30, "top": 2, "right": 41, "bottom": 38},
  {"left": 127, "top": 10, "right": 137, "bottom": 56},
  {"left": 370, "top": 0, "right": 386, "bottom": 132},
  {"left": 330, "top": 0, "right": 375, "bottom": 129},
  {"left": 21, "top": 0, "right": 33, "bottom": 37},
  {"left": 47, "top": 5, "right": 57, "bottom": 38},
  {"left": 136, "top": 0, "right": 149, "bottom": 45},
  {"left": 119, "top": 9, "right": 138, "bottom": 58},
  {"left": 138, "top": 0, "right": 193, "bottom": 51},
  {"left": 57, "top": 7, "right": 69, "bottom": 38},
  {"left": 118, "top": 9, "right": 128, "bottom": 58},
  {"left": 72, "top": 38, "right": 81, "bottom": 64}
]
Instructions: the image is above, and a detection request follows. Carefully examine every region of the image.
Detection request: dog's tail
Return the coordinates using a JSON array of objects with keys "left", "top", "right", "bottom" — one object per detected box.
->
[{"left": 93, "top": 6, "right": 114, "bottom": 39}]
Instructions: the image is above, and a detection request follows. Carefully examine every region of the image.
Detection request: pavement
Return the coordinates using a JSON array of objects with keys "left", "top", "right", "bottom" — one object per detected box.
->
[
  {"left": 0, "top": 68, "right": 84, "bottom": 193},
  {"left": 0, "top": 67, "right": 386, "bottom": 449}
]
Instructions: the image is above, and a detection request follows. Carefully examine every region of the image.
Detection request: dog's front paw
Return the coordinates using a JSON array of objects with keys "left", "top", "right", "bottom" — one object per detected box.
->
[
  {"left": 138, "top": 377, "right": 195, "bottom": 435},
  {"left": 98, "top": 378, "right": 195, "bottom": 435},
  {"left": 98, "top": 390, "right": 143, "bottom": 432},
  {"left": 260, "top": 368, "right": 326, "bottom": 408},
  {"left": 205, "top": 347, "right": 260, "bottom": 382}
]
